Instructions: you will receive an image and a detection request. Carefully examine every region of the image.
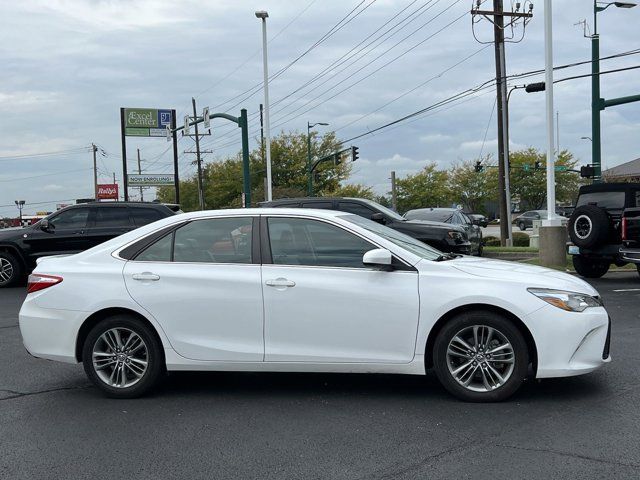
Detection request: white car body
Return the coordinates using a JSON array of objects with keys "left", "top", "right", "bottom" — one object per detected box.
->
[{"left": 19, "top": 208, "right": 610, "bottom": 382}]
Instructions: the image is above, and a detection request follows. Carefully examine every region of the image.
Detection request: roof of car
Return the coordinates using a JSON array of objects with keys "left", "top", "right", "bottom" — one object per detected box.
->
[
  {"left": 174, "top": 208, "right": 350, "bottom": 220},
  {"left": 407, "top": 207, "right": 458, "bottom": 212},
  {"left": 63, "top": 202, "right": 173, "bottom": 209},
  {"left": 259, "top": 197, "right": 365, "bottom": 205},
  {"left": 579, "top": 182, "right": 640, "bottom": 193}
]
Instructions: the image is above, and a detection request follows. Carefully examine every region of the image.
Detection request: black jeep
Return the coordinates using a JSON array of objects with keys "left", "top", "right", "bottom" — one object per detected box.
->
[{"left": 567, "top": 183, "right": 640, "bottom": 278}]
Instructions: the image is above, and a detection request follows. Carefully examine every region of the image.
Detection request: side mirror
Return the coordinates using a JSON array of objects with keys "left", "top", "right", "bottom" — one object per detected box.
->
[
  {"left": 40, "top": 219, "right": 52, "bottom": 232},
  {"left": 363, "top": 248, "right": 393, "bottom": 270},
  {"left": 370, "top": 213, "right": 385, "bottom": 224}
]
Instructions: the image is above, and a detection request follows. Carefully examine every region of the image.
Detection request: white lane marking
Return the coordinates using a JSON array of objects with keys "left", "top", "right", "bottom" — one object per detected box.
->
[{"left": 612, "top": 288, "right": 640, "bottom": 292}]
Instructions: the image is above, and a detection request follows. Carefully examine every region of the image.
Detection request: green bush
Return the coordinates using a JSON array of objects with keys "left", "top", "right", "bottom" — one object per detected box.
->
[
  {"left": 484, "top": 236, "right": 500, "bottom": 246},
  {"left": 512, "top": 232, "right": 530, "bottom": 247}
]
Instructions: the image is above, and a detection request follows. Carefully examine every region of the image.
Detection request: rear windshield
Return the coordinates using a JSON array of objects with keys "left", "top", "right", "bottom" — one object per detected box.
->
[
  {"left": 577, "top": 191, "right": 625, "bottom": 210},
  {"left": 405, "top": 210, "right": 452, "bottom": 222}
]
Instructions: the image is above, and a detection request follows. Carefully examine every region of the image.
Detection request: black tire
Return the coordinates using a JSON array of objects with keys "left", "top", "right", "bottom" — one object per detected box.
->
[
  {"left": 572, "top": 255, "right": 610, "bottom": 279},
  {"left": 0, "top": 251, "right": 23, "bottom": 288},
  {"left": 82, "top": 315, "right": 164, "bottom": 398},
  {"left": 568, "top": 205, "right": 610, "bottom": 248},
  {"left": 518, "top": 222, "right": 526, "bottom": 231},
  {"left": 433, "top": 311, "right": 529, "bottom": 402}
]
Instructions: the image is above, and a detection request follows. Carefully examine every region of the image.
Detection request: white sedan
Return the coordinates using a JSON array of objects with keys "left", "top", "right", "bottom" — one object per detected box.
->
[{"left": 19, "top": 208, "right": 611, "bottom": 402}]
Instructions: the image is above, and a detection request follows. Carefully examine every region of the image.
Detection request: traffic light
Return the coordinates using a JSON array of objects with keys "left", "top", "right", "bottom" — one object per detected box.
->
[
  {"left": 580, "top": 165, "right": 595, "bottom": 178},
  {"left": 525, "top": 82, "right": 546, "bottom": 93},
  {"left": 534, "top": 161, "right": 542, "bottom": 170},
  {"left": 351, "top": 146, "right": 359, "bottom": 162},
  {"left": 474, "top": 160, "right": 483, "bottom": 172}
]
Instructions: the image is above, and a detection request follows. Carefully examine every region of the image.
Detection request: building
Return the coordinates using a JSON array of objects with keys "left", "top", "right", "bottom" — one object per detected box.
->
[{"left": 603, "top": 157, "right": 640, "bottom": 182}]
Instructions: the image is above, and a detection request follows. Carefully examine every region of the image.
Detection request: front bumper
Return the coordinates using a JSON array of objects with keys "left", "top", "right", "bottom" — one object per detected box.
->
[{"left": 526, "top": 305, "right": 611, "bottom": 378}]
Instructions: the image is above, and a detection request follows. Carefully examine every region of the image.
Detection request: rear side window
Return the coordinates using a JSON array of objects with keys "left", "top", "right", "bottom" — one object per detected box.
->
[
  {"left": 130, "top": 207, "right": 165, "bottom": 227},
  {"left": 49, "top": 208, "right": 90, "bottom": 229},
  {"left": 136, "top": 233, "right": 173, "bottom": 262},
  {"left": 94, "top": 207, "right": 131, "bottom": 227},
  {"left": 173, "top": 217, "right": 253, "bottom": 264},
  {"left": 577, "top": 192, "right": 625, "bottom": 209},
  {"left": 302, "top": 201, "right": 333, "bottom": 209},
  {"left": 337, "top": 202, "right": 375, "bottom": 219}
]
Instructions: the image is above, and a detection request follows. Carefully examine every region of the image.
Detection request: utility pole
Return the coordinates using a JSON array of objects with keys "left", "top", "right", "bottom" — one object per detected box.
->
[
  {"left": 92, "top": 143, "right": 98, "bottom": 201},
  {"left": 136, "top": 148, "right": 144, "bottom": 202},
  {"left": 390, "top": 171, "right": 397, "bottom": 211},
  {"left": 472, "top": 0, "right": 532, "bottom": 246},
  {"left": 260, "top": 103, "right": 267, "bottom": 201},
  {"left": 192, "top": 98, "right": 205, "bottom": 210}
]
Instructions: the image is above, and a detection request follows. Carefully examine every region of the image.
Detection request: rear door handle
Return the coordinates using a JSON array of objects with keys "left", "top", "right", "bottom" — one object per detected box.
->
[
  {"left": 265, "top": 278, "right": 295, "bottom": 288},
  {"left": 132, "top": 272, "right": 160, "bottom": 281}
]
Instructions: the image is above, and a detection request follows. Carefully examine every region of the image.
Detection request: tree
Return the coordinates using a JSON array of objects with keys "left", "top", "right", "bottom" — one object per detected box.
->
[
  {"left": 394, "top": 163, "right": 451, "bottom": 213},
  {"left": 448, "top": 156, "right": 497, "bottom": 213},
  {"left": 328, "top": 183, "right": 376, "bottom": 200},
  {"left": 509, "top": 148, "right": 583, "bottom": 210},
  {"left": 158, "top": 130, "right": 347, "bottom": 210}
]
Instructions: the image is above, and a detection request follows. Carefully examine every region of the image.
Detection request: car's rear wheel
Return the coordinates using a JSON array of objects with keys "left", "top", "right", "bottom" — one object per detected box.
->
[
  {"left": 82, "top": 315, "right": 163, "bottom": 398},
  {"left": 572, "top": 255, "right": 610, "bottom": 279},
  {"left": 0, "top": 251, "right": 23, "bottom": 288},
  {"left": 433, "top": 311, "right": 529, "bottom": 402}
]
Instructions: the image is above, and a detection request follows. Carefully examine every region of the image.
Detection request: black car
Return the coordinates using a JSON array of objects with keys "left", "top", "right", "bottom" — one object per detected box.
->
[
  {"left": 259, "top": 197, "right": 472, "bottom": 255},
  {"left": 515, "top": 210, "right": 547, "bottom": 231},
  {"left": 468, "top": 213, "right": 488, "bottom": 228},
  {"left": 403, "top": 208, "right": 483, "bottom": 256},
  {"left": 0, "top": 202, "right": 176, "bottom": 287}
]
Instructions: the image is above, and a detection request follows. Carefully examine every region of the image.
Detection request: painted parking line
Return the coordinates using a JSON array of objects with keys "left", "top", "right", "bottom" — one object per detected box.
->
[{"left": 612, "top": 288, "right": 640, "bottom": 292}]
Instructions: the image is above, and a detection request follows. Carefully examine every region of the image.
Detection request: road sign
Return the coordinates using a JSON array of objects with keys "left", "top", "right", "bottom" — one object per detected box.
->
[
  {"left": 124, "top": 108, "right": 173, "bottom": 137},
  {"left": 184, "top": 115, "right": 191, "bottom": 136},
  {"left": 166, "top": 125, "right": 172, "bottom": 142},
  {"left": 97, "top": 184, "right": 119, "bottom": 200},
  {"left": 555, "top": 165, "right": 567, "bottom": 172},
  {"left": 127, "top": 174, "right": 175, "bottom": 186},
  {"left": 203, "top": 107, "right": 210, "bottom": 129}
]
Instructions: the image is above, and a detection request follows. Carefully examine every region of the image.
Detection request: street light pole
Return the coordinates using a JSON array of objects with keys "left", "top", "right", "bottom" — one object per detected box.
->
[
  {"left": 14, "top": 200, "right": 25, "bottom": 226},
  {"left": 256, "top": 11, "right": 273, "bottom": 201},
  {"left": 543, "top": 0, "right": 557, "bottom": 224},
  {"left": 592, "top": 1, "right": 637, "bottom": 183},
  {"left": 307, "top": 121, "right": 329, "bottom": 196}
]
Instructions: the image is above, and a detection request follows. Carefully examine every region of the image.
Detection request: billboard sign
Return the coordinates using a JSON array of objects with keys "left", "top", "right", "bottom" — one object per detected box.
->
[
  {"left": 97, "top": 184, "right": 119, "bottom": 200},
  {"left": 127, "top": 174, "right": 175, "bottom": 186},
  {"left": 124, "top": 108, "right": 173, "bottom": 137}
]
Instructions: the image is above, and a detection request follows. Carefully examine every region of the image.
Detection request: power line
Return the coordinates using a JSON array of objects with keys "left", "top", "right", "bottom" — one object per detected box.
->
[
  {"left": 0, "top": 147, "right": 89, "bottom": 162},
  {"left": 0, "top": 168, "right": 93, "bottom": 183}
]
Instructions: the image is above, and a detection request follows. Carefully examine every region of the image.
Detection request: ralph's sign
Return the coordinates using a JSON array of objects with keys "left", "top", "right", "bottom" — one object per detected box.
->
[{"left": 97, "top": 184, "right": 119, "bottom": 200}]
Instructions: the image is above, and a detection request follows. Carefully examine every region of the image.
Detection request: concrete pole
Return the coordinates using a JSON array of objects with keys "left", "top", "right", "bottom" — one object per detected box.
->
[{"left": 258, "top": 14, "right": 273, "bottom": 201}]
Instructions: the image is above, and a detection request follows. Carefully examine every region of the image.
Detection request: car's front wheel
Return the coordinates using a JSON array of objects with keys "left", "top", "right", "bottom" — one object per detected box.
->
[
  {"left": 82, "top": 315, "right": 164, "bottom": 398},
  {"left": 433, "top": 311, "right": 529, "bottom": 402}
]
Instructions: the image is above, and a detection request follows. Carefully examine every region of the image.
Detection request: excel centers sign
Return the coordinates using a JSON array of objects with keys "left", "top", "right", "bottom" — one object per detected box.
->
[{"left": 124, "top": 108, "right": 172, "bottom": 137}]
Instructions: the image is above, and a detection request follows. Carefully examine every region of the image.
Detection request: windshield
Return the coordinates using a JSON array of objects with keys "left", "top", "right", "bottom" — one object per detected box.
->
[
  {"left": 356, "top": 198, "right": 406, "bottom": 221},
  {"left": 405, "top": 209, "right": 452, "bottom": 222},
  {"left": 340, "top": 214, "right": 442, "bottom": 261}
]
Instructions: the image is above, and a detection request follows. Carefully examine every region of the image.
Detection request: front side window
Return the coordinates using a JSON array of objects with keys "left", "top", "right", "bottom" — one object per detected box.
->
[
  {"left": 49, "top": 208, "right": 89, "bottom": 229},
  {"left": 268, "top": 217, "right": 375, "bottom": 268},
  {"left": 134, "top": 217, "right": 253, "bottom": 264}
]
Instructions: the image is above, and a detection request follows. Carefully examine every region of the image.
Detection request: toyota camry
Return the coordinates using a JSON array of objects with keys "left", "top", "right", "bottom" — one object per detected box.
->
[{"left": 19, "top": 208, "right": 611, "bottom": 402}]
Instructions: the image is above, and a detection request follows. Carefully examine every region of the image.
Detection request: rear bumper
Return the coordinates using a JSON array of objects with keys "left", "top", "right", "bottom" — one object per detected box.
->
[
  {"left": 19, "top": 296, "right": 85, "bottom": 364},
  {"left": 620, "top": 247, "right": 640, "bottom": 264},
  {"left": 527, "top": 305, "right": 611, "bottom": 378}
]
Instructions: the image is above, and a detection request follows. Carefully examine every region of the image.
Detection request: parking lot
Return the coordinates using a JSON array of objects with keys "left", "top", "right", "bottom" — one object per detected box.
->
[{"left": 1, "top": 272, "right": 639, "bottom": 479}]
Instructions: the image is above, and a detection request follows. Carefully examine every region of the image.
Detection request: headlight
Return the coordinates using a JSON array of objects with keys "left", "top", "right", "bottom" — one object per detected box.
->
[
  {"left": 447, "top": 231, "right": 464, "bottom": 241},
  {"left": 527, "top": 288, "right": 603, "bottom": 312}
]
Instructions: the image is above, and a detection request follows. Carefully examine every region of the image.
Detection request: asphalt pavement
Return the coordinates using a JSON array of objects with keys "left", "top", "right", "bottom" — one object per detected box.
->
[{"left": 1, "top": 272, "right": 639, "bottom": 479}]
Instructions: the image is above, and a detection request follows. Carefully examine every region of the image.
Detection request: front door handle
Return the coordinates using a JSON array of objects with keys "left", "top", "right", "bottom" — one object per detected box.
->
[
  {"left": 132, "top": 272, "right": 160, "bottom": 281},
  {"left": 265, "top": 278, "right": 296, "bottom": 288}
]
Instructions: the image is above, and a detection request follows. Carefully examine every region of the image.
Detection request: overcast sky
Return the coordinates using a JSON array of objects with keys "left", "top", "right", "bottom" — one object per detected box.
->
[{"left": 1, "top": 0, "right": 639, "bottom": 215}]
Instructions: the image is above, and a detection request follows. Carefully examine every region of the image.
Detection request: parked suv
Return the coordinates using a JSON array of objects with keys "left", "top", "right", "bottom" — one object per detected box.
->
[
  {"left": 259, "top": 197, "right": 473, "bottom": 255},
  {"left": 0, "top": 202, "right": 176, "bottom": 287},
  {"left": 567, "top": 183, "right": 640, "bottom": 278}
]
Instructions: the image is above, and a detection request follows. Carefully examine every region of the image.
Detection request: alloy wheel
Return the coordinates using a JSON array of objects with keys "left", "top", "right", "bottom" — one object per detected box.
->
[
  {"left": 92, "top": 327, "right": 148, "bottom": 388},
  {"left": 574, "top": 214, "right": 593, "bottom": 240},
  {"left": 446, "top": 325, "right": 515, "bottom": 392},
  {"left": 0, "top": 257, "right": 14, "bottom": 284}
]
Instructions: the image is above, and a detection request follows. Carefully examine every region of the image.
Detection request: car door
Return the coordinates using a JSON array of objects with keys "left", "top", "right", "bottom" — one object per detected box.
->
[
  {"left": 261, "top": 215, "right": 420, "bottom": 364},
  {"left": 22, "top": 207, "right": 90, "bottom": 261},
  {"left": 85, "top": 206, "right": 135, "bottom": 249},
  {"left": 123, "top": 216, "right": 264, "bottom": 361}
]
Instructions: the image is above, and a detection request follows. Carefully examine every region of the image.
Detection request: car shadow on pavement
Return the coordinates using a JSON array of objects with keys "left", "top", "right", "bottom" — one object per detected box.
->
[{"left": 151, "top": 369, "right": 609, "bottom": 404}]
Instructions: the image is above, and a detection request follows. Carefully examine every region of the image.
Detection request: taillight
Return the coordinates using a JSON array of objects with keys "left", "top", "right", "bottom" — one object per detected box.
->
[
  {"left": 622, "top": 217, "right": 627, "bottom": 242},
  {"left": 27, "top": 274, "right": 63, "bottom": 293}
]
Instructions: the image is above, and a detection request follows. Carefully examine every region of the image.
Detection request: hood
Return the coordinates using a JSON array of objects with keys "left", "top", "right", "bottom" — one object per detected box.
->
[
  {"left": 448, "top": 256, "right": 599, "bottom": 296},
  {"left": 401, "top": 219, "right": 464, "bottom": 232},
  {"left": 0, "top": 227, "right": 25, "bottom": 241}
]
